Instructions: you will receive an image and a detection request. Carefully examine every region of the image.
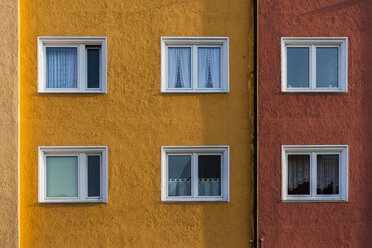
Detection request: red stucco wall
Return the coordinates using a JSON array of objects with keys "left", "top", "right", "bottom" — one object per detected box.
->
[{"left": 258, "top": 0, "right": 372, "bottom": 247}]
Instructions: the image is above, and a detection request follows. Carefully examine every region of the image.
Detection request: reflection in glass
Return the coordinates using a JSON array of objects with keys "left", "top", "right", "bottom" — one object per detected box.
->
[
  {"left": 46, "top": 156, "right": 78, "bottom": 197},
  {"left": 87, "top": 48, "right": 100, "bottom": 88},
  {"left": 168, "top": 155, "right": 191, "bottom": 196},
  {"left": 88, "top": 156, "right": 100, "bottom": 197},
  {"left": 316, "top": 47, "right": 338, "bottom": 88},
  {"left": 168, "top": 48, "right": 191, "bottom": 88},
  {"left": 46, "top": 47, "right": 78, "bottom": 88},
  {"left": 317, "top": 155, "right": 339, "bottom": 194},
  {"left": 198, "top": 48, "right": 221, "bottom": 88},
  {"left": 288, "top": 155, "right": 310, "bottom": 195},
  {"left": 198, "top": 155, "right": 221, "bottom": 196},
  {"left": 287, "top": 47, "right": 309, "bottom": 88}
]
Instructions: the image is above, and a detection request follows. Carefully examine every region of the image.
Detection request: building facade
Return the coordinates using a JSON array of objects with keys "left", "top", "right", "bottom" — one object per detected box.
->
[
  {"left": 0, "top": 0, "right": 19, "bottom": 246},
  {"left": 2, "top": 0, "right": 371, "bottom": 247},
  {"left": 19, "top": 0, "right": 255, "bottom": 247},
  {"left": 258, "top": 0, "right": 372, "bottom": 247}
]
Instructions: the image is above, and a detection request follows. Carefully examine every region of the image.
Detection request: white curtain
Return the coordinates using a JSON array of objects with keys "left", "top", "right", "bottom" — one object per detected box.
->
[
  {"left": 198, "top": 48, "right": 221, "bottom": 88},
  {"left": 317, "top": 155, "right": 339, "bottom": 193},
  {"left": 46, "top": 47, "right": 77, "bottom": 88},
  {"left": 198, "top": 178, "right": 220, "bottom": 196},
  {"left": 168, "top": 178, "right": 191, "bottom": 196},
  {"left": 168, "top": 48, "right": 191, "bottom": 88},
  {"left": 288, "top": 156, "right": 310, "bottom": 191}
]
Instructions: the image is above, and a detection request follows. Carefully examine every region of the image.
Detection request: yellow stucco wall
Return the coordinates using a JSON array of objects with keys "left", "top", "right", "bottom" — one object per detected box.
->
[
  {"left": 0, "top": 0, "right": 19, "bottom": 247},
  {"left": 20, "top": 0, "right": 255, "bottom": 247}
]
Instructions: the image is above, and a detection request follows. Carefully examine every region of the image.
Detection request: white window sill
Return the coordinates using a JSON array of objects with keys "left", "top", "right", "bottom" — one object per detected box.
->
[
  {"left": 162, "top": 197, "right": 229, "bottom": 203},
  {"left": 38, "top": 88, "right": 107, "bottom": 94},
  {"left": 282, "top": 88, "right": 347, "bottom": 93},
  {"left": 39, "top": 199, "right": 107, "bottom": 204},
  {"left": 282, "top": 197, "right": 348, "bottom": 203},
  {"left": 162, "top": 89, "right": 228, "bottom": 94}
]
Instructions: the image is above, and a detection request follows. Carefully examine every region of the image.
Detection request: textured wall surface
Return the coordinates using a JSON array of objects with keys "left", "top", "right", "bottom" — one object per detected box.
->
[
  {"left": 20, "top": 0, "right": 255, "bottom": 247},
  {"left": 258, "top": 0, "right": 372, "bottom": 247},
  {"left": 0, "top": 0, "right": 19, "bottom": 247}
]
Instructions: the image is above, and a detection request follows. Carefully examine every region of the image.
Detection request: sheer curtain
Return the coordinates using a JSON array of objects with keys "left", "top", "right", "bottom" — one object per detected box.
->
[
  {"left": 288, "top": 155, "right": 310, "bottom": 191},
  {"left": 168, "top": 179, "right": 191, "bottom": 196},
  {"left": 168, "top": 48, "right": 191, "bottom": 88},
  {"left": 198, "top": 47, "right": 221, "bottom": 88},
  {"left": 46, "top": 47, "right": 78, "bottom": 88},
  {"left": 198, "top": 178, "right": 220, "bottom": 196},
  {"left": 317, "top": 155, "right": 339, "bottom": 194}
]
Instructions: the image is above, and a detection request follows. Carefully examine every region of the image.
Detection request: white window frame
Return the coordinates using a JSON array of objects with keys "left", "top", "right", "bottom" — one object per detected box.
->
[
  {"left": 38, "top": 36, "right": 107, "bottom": 93},
  {"left": 282, "top": 145, "right": 348, "bottom": 202},
  {"left": 161, "top": 37, "right": 229, "bottom": 93},
  {"left": 281, "top": 37, "right": 348, "bottom": 92},
  {"left": 38, "top": 146, "right": 108, "bottom": 203},
  {"left": 161, "top": 146, "right": 229, "bottom": 202}
]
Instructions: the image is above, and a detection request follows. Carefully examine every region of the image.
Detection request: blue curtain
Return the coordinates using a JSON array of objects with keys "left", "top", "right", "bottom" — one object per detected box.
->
[
  {"left": 168, "top": 48, "right": 191, "bottom": 88},
  {"left": 198, "top": 48, "right": 221, "bottom": 88},
  {"left": 46, "top": 47, "right": 78, "bottom": 88}
]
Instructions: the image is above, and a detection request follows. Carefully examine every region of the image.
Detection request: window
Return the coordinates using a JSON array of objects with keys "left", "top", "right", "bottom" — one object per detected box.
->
[
  {"left": 38, "top": 146, "right": 108, "bottom": 203},
  {"left": 161, "top": 37, "right": 229, "bottom": 93},
  {"left": 282, "top": 145, "right": 348, "bottom": 202},
  {"left": 38, "top": 37, "right": 107, "bottom": 93},
  {"left": 161, "top": 146, "right": 229, "bottom": 202},
  {"left": 281, "top": 37, "right": 348, "bottom": 92}
]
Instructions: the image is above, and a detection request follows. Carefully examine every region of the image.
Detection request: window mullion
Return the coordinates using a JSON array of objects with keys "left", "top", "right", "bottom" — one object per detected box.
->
[
  {"left": 192, "top": 153, "right": 198, "bottom": 198},
  {"left": 311, "top": 152, "right": 317, "bottom": 197},
  {"left": 338, "top": 152, "right": 342, "bottom": 197},
  {"left": 78, "top": 44, "right": 86, "bottom": 92},
  {"left": 79, "top": 153, "right": 87, "bottom": 200},
  {"left": 192, "top": 45, "right": 198, "bottom": 90},
  {"left": 310, "top": 45, "right": 316, "bottom": 89}
]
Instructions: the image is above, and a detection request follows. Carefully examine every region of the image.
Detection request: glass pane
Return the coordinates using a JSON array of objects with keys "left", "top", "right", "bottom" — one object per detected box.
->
[
  {"left": 316, "top": 47, "right": 339, "bottom": 88},
  {"left": 198, "top": 155, "right": 221, "bottom": 196},
  {"left": 46, "top": 156, "right": 78, "bottom": 197},
  {"left": 317, "top": 155, "right": 339, "bottom": 194},
  {"left": 88, "top": 156, "right": 101, "bottom": 197},
  {"left": 46, "top": 47, "right": 78, "bottom": 88},
  {"left": 287, "top": 47, "right": 309, "bottom": 88},
  {"left": 198, "top": 47, "right": 221, "bottom": 88},
  {"left": 288, "top": 155, "right": 310, "bottom": 195},
  {"left": 168, "top": 48, "right": 191, "bottom": 88},
  {"left": 168, "top": 155, "right": 191, "bottom": 196},
  {"left": 87, "top": 49, "right": 100, "bottom": 88}
]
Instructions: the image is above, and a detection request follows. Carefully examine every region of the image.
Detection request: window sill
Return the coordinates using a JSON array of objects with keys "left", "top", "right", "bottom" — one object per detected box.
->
[
  {"left": 39, "top": 199, "right": 107, "bottom": 204},
  {"left": 282, "top": 88, "right": 347, "bottom": 93},
  {"left": 282, "top": 198, "right": 348, "bottom": 203},
  {"left": 162, "top": 198, "right": 229, "bottom": 203},
  {"left": 38, "top": 90, "right": 107, "bottom": 94},
  {"left": 161, "top": 90, "right": 229, "bottom": 94}
]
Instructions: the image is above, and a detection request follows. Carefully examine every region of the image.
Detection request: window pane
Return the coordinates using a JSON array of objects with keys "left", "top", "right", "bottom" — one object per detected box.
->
[
  {"left": 46, "top": 47, "right": 78, "bottom": 88},
  {"left": 198, "top": 155, "right": 221, "bottom": 196},
  {"left": 168, "top": 48, "right": 191, "bottom": 88},
  {"left": 168, "top": 155, "right": 191, "bottom": 196},
  {"left": 317, "top": 155, "right": 339, "bottom": 194},
  {"left": 198, "top": 48, "right": 221, "bottom": 88},
  {"left": 46, "top": 156, "right": 78, "bottom": 197},
  {"left": 87, "top": 49, "right": 100, "bottom": 88},
  {"left": 288, "top": 155, "right": 310, "bottom": 195},
  {"left": 316, "top": 47, "right": 338, "bottom": 88},
  {"left": 88, "top": 156, "right": 100, "bottom": 197},
  {"left": 287, "top": 47, "right": 309, "bottom": 88}
]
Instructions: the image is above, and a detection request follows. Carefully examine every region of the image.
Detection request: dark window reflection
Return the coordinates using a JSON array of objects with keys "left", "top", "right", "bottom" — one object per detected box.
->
[
  {"left": 288, "top": 155, "right": 310, "bottom": 195},
  {"left": 317, "top": 154, "right": 339, "bottom": 194}
]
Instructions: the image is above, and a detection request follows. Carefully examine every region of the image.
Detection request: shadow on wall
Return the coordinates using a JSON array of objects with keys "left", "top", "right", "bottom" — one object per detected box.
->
[{"left": 198, "top": 0, "right": 255, "bottom": 247}]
